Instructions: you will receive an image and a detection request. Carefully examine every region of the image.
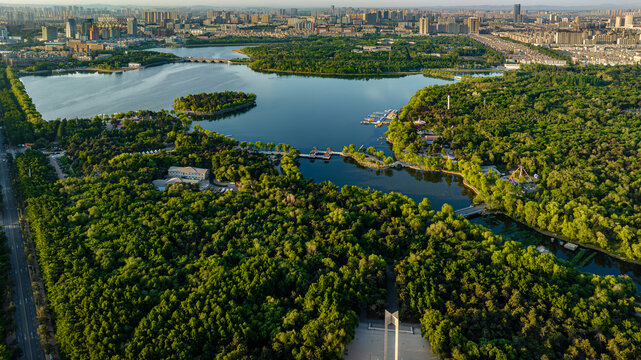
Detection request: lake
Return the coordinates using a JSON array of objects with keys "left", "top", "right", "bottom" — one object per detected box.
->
[{"left": 20, "top": 46, "right": 640, "bottom": 293}]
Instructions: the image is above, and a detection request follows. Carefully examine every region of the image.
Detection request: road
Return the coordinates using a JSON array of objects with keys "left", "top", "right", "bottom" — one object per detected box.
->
[
  {"left": 48, "top": 156, "right": 65, "bottom": 180},
  {"left": 0, "top": 132, "right": 43, "bottom": 360}
]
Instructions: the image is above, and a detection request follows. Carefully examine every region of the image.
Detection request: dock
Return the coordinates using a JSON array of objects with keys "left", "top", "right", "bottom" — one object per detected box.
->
[{"left": 362, "top": 109, "right": 398, "bottom": 127}]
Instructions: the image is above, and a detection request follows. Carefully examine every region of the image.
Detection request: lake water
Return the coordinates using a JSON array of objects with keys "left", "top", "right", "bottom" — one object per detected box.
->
[
  {"left": 22, "top": 58, "right": 450, "bottom": 155},
  {"left": 298, "top": 157, "right": 474, "bottom": 210},
  {"left": 20, "top": 46, "right": 641, "bottom": 293}
]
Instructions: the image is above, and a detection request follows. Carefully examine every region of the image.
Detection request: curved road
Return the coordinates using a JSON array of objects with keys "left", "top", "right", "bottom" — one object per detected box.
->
[{"left": 0, "top": 132, "right": 43, "bottom": 360}]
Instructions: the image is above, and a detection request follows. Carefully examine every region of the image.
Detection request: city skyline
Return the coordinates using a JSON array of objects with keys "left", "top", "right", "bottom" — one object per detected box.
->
[{"left": 2, "top": 0, "right": 641, "bottom": 9}]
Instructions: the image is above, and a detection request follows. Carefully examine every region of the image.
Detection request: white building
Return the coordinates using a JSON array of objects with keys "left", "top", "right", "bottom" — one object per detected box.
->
[
  {"left": 65, "top": 19, "right": 76, "bottom": 39},
  {"left": 419, "top": 17, "right": 429, "bottom": 35},
  {"left": 168, "top": 166, "right": 210, "bottom": 181}
]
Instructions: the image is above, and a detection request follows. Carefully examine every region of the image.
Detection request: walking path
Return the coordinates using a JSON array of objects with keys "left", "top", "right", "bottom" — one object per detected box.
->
[{"left": 48, "top": 155, "right": 65, "bottom": 180}]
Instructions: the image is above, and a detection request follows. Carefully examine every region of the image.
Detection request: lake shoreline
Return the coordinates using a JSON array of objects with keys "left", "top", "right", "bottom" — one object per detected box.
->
[
  {"left": 176, "top": 101, "right": 256, "bottom": 117},
  {"left": 384, "top": 153, "right": 641, "bottom": 266},
  {"left": 17, "top": 59, "right": 179, "bottom": 77}
]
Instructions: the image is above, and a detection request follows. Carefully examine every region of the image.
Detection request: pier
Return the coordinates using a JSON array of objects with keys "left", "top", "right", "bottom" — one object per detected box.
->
[{"left": 362, "top": 109, "right": 398, "bottom": 127}]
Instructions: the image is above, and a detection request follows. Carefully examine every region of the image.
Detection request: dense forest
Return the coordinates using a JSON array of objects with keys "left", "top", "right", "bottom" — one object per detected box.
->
[
  {"left": 388, "top": 65, "right": 641, "bottom": 261},
  {"left": 396, "top": 210, "right": 641, "bottom": 359},
  {"left": 17, "top": 136, "right": 403, "bottom": 359},
  {"left": 3, "top": 58, "right": 641, "bottom": 359},
  {"left": 173, "top": 91, "right": 257, "bottom": 114},
  {"left": 14, "top": 120, "right": 641, "bottom": 360},
  {"left": 0, "top": 64, "right": 45, "bottom": 145},
  {"left": 242, "top": 35, "right": 503, "bottom": 75}
]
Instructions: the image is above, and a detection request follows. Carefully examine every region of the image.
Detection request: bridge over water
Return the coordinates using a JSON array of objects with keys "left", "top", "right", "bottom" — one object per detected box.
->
[
  {"left": 254, "top": 149, "right": 486, "bottom": 216},
  {"left": 454, "top": 204, "right": 486, "bottom": 218},
  {"left": 183, "top": 58, "right": 245, "bottom": 64}
]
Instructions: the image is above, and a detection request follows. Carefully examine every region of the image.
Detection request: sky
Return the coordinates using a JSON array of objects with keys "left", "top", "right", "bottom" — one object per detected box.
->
[{"left": 1, "top": 0, "right": 640, "bottom": 8}]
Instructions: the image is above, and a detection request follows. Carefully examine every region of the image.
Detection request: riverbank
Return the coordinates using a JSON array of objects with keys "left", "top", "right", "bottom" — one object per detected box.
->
[
  {"left": 341, "top": 152, "right": 481, "bottom": 194},
  {"left": 246, "top": 64, "right": 496, "bottom": 79},
  {"left": 496, "top": 211, "right": 641, "bottom": 266},
  {"left": 184, "top": 42, "right": 279, "bottom": 48},
  {"left": 18, "top": 67, "right": 142, "bottom": 76},
  {"left": 386, "top": 152, "right": 641, "bottom": 266},
  {"left": 18, "top": 59, "right": 180, "bottom": 77},
  {"left": 249, "top": 67, "right": 427, "bottom": 77}
]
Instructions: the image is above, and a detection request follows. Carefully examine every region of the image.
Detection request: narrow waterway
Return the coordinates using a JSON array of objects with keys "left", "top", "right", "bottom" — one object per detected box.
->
[{"left": 472, "top": 215, "right": 641, "bottom": 294}]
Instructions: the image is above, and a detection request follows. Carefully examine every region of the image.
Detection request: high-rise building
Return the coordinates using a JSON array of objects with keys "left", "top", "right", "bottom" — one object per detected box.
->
[
  {"left": 65, "top": 18, "right": 76, "bottom": 38},
  {"left": 89, "top": 25, "right": 99, "bottom": 40},
  {"left": 419, "top": 17, "right": 429, "bottom": 35},
  {"left": 364, "top": 12, "right": 377, "bottom": 25},
  {"left": 0, "top": 27, "right": 8, "bottom": 42},
  {"left": 290, "top": 8, "right": 298, "bottom": 16},
  {"left": 143, "top": 11, "right": 175, "bottom": 24},
  {"left": 81, "top": 19, "right": 94, "bottom": 38},
  {"left": 615, "top": 16, "right": 624, "bottom": 28},
  {"left": 127, "top": 17, "right": 138, "bottom": 36},
  {"left": 330, "top": 5, "right": 335, "bottom": 16},
  {"left": 625, "top": 15, "right": 634, "bottom": 27},
  {"left": 513, "top": 4, "right": 521, "bottom": 23},
  {"left": 555, "top": 31, "right": 585, "bottom": 45},
  {"left": 100, "top": 28, "right": 110, "bottom": 40},
  {"left": 109, "top": 27, "right": 121, "bottom": 38},
  {"left": 41, "top": 26, "right": 57, "bottom": 41},
  {"left": 468, "top": 17, "right": 480, "bottom": 34}
]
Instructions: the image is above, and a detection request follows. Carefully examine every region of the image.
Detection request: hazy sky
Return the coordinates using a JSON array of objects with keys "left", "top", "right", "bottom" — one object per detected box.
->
[{"left": 1, "top": 0, "right": 639, "bottom": 8}]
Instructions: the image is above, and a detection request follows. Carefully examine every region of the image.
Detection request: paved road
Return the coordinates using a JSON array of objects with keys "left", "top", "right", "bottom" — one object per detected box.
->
[
  {"left": 0, "top": 132, "right": 43, "bottom": 360},
  {"left": 48, "top": 156, "right": 65, "bottom": 180},
  {"left": 345, "top": 321, "right": 436, "bottom": 360}
]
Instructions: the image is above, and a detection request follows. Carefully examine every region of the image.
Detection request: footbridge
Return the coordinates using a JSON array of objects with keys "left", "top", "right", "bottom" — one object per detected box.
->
[
  {"left": 454, "top": 204, "right": 486, "bottom": 218},
  {"left": 183, "top": 58, "right": 243, "bottom": 64}
]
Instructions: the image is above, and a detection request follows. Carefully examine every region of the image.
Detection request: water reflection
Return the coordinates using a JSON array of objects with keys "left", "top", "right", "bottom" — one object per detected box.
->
[{"left": 472, "top": 214, "right": 641, "bottom": 294}]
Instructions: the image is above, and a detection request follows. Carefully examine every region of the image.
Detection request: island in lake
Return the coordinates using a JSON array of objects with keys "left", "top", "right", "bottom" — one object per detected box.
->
[{"left": 172, "top": 91, "right": 257, "bottom": 117}]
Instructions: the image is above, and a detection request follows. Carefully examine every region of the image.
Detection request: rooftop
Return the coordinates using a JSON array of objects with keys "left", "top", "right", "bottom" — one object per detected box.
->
[{"left": 168, "top": 166, "right": 209, "bottom": 176}]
